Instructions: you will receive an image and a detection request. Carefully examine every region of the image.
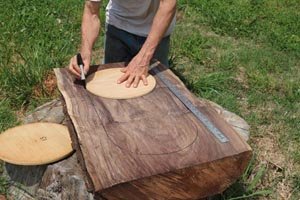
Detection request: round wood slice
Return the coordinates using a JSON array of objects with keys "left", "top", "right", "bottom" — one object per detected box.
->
[
  {"left": 0, "top": 123, "right": 73, "bottom": 166},
  {"left": 86, "top": 68, "right": 156, "bottom": 99}
]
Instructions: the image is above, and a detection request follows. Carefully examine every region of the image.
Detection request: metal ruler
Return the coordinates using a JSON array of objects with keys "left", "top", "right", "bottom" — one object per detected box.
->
[{"left": 150, "top": 62, "right": 229, "bottom": 143}]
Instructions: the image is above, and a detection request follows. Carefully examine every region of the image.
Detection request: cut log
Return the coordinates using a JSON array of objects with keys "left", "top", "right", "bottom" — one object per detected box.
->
[
  {"left": 2, "top": 93, "right": 250, "bottom": 199},
  {"left": 54, "top": 62, "right": 252, "bottom": 199}
]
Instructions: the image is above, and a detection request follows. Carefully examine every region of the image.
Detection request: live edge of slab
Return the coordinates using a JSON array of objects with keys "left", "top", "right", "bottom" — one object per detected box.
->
[{"left": 54, "top": 62, "right": 252, "bottom": 200}]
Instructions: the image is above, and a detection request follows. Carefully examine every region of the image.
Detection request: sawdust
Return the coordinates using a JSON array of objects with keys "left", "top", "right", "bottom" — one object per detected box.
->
[
  {"left": 43, "top": 71, "right": 57, "bottom": 96},
  {"left": 33, "top": 71, "right": 58, "bottom": 98}
]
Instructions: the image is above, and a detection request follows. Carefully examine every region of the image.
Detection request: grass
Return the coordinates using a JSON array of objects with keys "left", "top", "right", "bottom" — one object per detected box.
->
[
  {"left": 171, "top": 1, "right": 300, "bottom": 199},
  {"left": 177, "top": 0, "right": 300, "bottom": 56},
  {"left": 0, "top": 0, "right": 299, "bottom": 199},
  {"left": 0, "top": 0, "right": 82, "bottom": 110}
]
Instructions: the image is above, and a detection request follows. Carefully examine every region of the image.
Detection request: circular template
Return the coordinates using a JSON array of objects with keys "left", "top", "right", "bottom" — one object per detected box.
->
[{"left": 86, "top": 68, "right": 156, "bottom": 99}]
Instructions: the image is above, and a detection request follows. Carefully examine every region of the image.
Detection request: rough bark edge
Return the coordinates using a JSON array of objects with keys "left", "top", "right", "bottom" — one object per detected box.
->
[{"left": 60, "top": 95, "right": 95, "bottom": 192}]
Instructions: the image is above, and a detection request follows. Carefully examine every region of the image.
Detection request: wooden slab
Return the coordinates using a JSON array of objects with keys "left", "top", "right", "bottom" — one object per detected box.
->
[
  {"left": 86, "top": 68, "right": 156, "bottom": 99},
  {"left": 54, "top": 63, "right": 252, "bottom": 199},
  {"left": 0, "top": 123, "right": 73, "bottom": 166}
]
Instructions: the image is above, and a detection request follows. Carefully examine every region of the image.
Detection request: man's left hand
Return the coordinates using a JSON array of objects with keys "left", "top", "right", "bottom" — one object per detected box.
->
[{"left": 117, "top": 55, "right": 149, "bottom": 88}]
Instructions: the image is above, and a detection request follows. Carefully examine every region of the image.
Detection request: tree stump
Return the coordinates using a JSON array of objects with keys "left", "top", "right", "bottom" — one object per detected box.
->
[{"left": 2, "top": 73, "right": 250, "bottom": 200}]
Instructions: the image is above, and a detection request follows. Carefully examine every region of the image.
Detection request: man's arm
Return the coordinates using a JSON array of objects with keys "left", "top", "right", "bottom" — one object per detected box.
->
[
  {"left": 118, "top": 0, "right": 177, "bottom": 88},
  {"left": 69, "top": 1, "right": 101, "bottom": 78}
]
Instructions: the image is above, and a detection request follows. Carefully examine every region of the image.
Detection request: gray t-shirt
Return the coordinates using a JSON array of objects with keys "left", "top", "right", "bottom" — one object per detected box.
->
[{"left": 90, "top": 0, "right": 176, "bottom": 37}]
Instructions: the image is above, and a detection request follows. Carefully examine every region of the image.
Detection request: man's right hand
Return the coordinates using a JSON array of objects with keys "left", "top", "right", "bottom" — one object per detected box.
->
[
  {"left": 68, "top": 0, "right": 100, "bottom": 79},
  {"left": 68, "top": 54, "right": 90, "bottom": 79}
]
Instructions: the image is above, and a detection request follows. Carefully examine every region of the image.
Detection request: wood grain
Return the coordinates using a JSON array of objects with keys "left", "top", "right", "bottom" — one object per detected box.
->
[
  {"left": 54, "top": 62, "right": 252, "bottom": 199},
  {"left": 0, "top": 123, "right": 73, "bottom": 166},
  {"left": 86, "top": 68, "right": 156, "bottom": 99}
]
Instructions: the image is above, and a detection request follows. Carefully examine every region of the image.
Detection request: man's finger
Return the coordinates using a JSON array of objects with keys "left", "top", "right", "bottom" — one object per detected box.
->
[
  {"left": 69, "top": 64, "right": 81, "bottom": 78},
  {"left": 117, "top": 72, "right": 130, "bottom": 84},
  {"left": 141, "top": 75, "right": 148, "bottom": 86},
  {"left": 69, "top": 60, "right": 80, "bottom": 76},
  {"left": 69, "top": 57, "right": 81, "bottom": 74},
  {"left": 126, "top": 75, "right": 135, "bottom": 88},
  {"left": 120, "top": 67, "right": 127, "bottom": 73},
  {"left": 73, "top": 62, "right": 81, "bottom": 74},
  {"left": 133, "top": 76, "right": 140, "bottom": 88}
]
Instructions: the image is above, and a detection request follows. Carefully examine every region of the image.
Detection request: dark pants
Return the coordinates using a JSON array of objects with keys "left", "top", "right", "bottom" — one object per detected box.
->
[{"left": 104, "top": 24, "right": 170, "bottom": 66}]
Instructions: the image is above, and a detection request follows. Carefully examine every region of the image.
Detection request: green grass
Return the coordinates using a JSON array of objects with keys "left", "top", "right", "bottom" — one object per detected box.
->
[
  {"left": 0, "top": 0, "right": 82, "bottom": 110},
  {"left": 0, "top": 100, "right": 18, "bottom": 131},
  {"left": 177, "top": 0, "right": 300, "bottom": 56},
  {"left": 209, "top": 154, "right": 273, "bottom": 200},
  {"left": 171, "top": 1, "right": 299, "bottom": 199},
  {"left": 0, "top": 161, "right": 8, "bottom": 195},
  {"left": 0, "top": 0, "right": 299, "bottom": 199}
]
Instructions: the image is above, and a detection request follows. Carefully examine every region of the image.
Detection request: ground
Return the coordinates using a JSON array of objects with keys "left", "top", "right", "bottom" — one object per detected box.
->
[{"left": 0, "top": 0, "right": 299, "bottom": 199}]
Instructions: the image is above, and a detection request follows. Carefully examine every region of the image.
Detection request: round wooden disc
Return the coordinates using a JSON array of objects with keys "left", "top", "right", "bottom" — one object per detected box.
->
[
  {"left": 0, "top": 123, "right": 73, "bottom": 165},
  {"left": 86, "top": 68, "right": 156, "bottom": 99}
]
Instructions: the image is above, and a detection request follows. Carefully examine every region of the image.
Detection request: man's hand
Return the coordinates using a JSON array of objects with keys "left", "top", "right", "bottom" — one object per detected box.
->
[
  {"left": 117, "top": 54, "right": 149, "bottom": 88},
  {"left": 117, "top": 0, "right": 176, "bottom": 88},
  {"left": 68, "top": 54, "right": 90, "bottom": 79}
]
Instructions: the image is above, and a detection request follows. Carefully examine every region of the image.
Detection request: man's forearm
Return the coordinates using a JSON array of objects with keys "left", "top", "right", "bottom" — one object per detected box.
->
[
  {"left": 138, "top": 0, "right": 176, "bottom": 63},
  {"left": 80, "top": 2, "right": 101, "bottom": 58}
]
